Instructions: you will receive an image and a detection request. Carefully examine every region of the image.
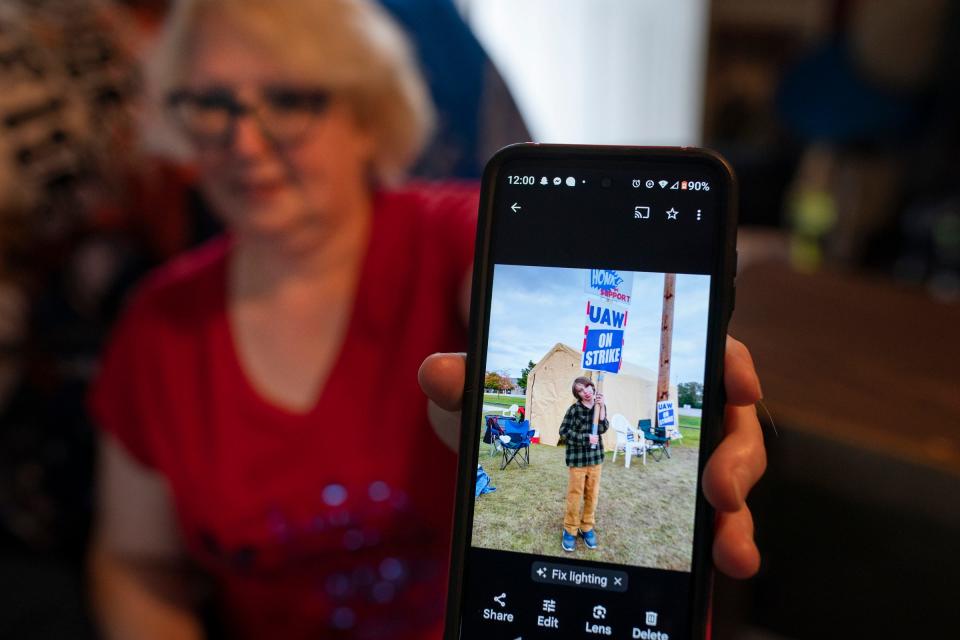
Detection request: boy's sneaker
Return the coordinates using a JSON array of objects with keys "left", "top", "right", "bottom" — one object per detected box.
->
[
  {"left": 561, "top": 530, "right": 576, "bottom": 552},
  {"left": 579, "top": 528, "right": 598, "bottom": 550}
]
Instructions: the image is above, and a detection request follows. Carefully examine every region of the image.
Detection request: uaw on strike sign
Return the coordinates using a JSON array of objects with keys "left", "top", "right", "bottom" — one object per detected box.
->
[{"left": 581, "top": 269, "right": 633, "bottom": 374}]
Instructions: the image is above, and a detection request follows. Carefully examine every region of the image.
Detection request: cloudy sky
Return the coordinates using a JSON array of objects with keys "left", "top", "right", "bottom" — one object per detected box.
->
[{"left": 485, "top": 265, "right": 710, "bottom": 384}]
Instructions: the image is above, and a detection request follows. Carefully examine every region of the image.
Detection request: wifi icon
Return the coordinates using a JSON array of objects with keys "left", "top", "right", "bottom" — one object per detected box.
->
[{"left": 658, "top": 179, "right": 669, "bottom": 189}]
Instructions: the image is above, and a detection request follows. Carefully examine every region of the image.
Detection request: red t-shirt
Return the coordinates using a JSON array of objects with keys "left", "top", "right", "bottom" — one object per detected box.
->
[{"left": 89, "top": 183, "right": 478, "bottom": 639}]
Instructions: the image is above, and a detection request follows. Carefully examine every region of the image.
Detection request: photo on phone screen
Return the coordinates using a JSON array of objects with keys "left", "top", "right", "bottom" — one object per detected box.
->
[
  {"left": 447, "top": 145, "right": 737, "bottom": 640},
  {"left": 474, "top": 266, "right": 709, "bottom": 573}
]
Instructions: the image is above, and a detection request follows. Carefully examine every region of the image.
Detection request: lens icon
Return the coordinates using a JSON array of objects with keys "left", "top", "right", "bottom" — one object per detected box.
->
[{"left": 645, "top": 179, "right": 655, "bottom": 188}]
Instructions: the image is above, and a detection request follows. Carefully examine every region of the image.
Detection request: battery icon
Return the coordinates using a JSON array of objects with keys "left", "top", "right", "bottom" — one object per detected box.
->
[{"left": 681, "top": 180, "right": 688, "bottom": 190}]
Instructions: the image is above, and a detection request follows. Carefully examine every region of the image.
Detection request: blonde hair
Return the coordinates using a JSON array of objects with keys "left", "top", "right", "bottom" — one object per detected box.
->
[{"left": 145, "top": 0, "right": 434, "bottom": 183}]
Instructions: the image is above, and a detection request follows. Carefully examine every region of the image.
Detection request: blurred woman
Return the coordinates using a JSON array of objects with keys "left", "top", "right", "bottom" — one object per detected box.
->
[
  {"left": 89, "top": 1, "right": 476, "bottom": 637},
  {"left": 87, "top": 1, "right": 766, "bottom": 638}
]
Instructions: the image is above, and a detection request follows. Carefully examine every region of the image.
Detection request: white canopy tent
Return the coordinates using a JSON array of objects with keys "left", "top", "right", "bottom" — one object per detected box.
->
[{"left": 525, "top": 343, "right": 677, "bottom": 449}]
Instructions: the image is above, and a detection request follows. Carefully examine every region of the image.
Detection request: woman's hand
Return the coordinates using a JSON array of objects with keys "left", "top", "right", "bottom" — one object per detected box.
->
[
  {"left": 588, "top": 434, "right": 600, "bottom": 445},
  {"left": 418, "top": 335, "right": 767, "bottom": 579},
  {"left": 594, "top": 392, "right": 605, "bottom": 406},
  {"left": 700, "top": 336, "right": 766, "bottom": 578}
]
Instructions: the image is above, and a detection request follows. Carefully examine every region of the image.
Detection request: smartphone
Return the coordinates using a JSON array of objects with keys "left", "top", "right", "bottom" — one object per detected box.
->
[{"left": 445, "top": 145, "right": 738, "bottom": 639}]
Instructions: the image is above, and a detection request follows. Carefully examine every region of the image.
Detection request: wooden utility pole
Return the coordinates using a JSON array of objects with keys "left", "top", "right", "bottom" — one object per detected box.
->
[{"left": 656, "top": 273, "right": 676, "bottom": 402}]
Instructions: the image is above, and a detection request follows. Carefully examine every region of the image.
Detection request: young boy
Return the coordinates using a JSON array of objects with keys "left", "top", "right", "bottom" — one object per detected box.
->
[{"left": 558, "top": 376, "right": 608, "bottom": 551}]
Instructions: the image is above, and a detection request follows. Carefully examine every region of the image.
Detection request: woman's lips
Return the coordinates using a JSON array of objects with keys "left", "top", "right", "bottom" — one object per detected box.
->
[{"left": 231, "top": 178, "right": 288, "bottom": 200}]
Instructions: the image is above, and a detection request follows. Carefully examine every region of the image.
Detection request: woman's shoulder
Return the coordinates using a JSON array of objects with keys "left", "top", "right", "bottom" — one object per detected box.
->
[
  {"left": 375, "top": 180, "right": 480, "bottom": 222},
  {"left": 121, "top": 236, "right": 230, "bottom": 324},
  {"left": 370, "top": 181, "right": 479, "bottom": 276}
]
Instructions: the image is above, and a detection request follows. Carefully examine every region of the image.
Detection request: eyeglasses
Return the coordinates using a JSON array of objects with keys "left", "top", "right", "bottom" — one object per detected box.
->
[{"left": 166, "top": 86, "right": 332, "bottom": 147}]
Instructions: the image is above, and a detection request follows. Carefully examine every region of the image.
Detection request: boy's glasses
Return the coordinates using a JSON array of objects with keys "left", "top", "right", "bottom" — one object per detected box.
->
[{"left": 166, "top": 87, "right": 332, "bottom": 147}]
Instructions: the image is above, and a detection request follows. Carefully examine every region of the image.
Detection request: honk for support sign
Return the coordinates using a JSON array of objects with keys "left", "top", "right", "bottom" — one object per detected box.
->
[
  {"left": 582, "top": 300, "right": 628, "bottom": 373},
  {"left": 584, "top": 269, "right": 634, "bottom": 307}
]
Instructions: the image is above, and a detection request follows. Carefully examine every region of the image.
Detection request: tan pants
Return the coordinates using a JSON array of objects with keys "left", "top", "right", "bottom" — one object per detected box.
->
[{"left": 563, "top": 464, "right": 603, "bottom": 536}]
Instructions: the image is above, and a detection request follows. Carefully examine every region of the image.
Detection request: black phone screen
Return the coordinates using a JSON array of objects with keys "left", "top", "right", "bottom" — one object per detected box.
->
[{"left": 447, "top": 146, "right": 737, "bottom": 640}]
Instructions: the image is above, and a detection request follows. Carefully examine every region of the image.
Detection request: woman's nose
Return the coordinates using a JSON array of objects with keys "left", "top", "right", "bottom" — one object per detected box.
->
[{"left": 230, "top": 114, "right": 273, "bottom": 157}]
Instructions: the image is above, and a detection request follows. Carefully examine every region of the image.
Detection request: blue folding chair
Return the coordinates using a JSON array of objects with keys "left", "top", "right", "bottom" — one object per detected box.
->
[
  {"left": 638, "top": 418, "right": 671, "bottom": 461},
  {"left": 498, "top": 418, "right": 534, "bottom": 470}
]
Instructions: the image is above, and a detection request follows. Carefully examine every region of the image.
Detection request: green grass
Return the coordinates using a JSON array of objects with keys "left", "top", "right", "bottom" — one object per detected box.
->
[
  {"left": 473, "top": 436, "right": 699, "bottom": 571},
  {"left": 674, "top": 415, "right": 702, "bottom": 447},
  {"left": 483, "top": 394, "right": 526, "bottom": 407},
  {"left": 676, "top": 426, "right": 700, "bottom": 447}
]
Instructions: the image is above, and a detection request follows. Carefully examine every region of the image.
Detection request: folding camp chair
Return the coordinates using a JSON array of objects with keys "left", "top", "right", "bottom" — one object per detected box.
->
[
  {"left": 482, "top": 415, "right": 505, "bottom": 457},
  {"left": 638, "top": 418, "right": 671, "bottom": 461},
  {"left": 498, "top": 417, "right": 534, "bottom": 470}
]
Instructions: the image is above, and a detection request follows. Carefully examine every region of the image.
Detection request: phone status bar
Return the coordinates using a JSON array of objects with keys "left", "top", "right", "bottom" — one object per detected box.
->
[{"left": 505, "top": 174, "right": 711, "bottom": 192}]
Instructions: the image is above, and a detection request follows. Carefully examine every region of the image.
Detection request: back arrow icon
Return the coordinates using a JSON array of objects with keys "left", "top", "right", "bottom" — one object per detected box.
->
[{"left": 511, "top": 203, "right": 521, "bottom": 213}]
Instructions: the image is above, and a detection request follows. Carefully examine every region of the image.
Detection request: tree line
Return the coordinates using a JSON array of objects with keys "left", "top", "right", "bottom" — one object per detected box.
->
[{"left": 484, "top": 360, "right": 536, "bottom": 395}]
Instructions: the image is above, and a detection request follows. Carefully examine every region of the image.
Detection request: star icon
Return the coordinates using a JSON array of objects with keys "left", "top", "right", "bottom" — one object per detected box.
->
[{"left": 666, "top": 207, "right": 679, "bottom": 220}]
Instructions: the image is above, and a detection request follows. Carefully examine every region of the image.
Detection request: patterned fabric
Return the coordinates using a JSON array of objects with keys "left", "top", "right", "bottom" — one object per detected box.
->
[{"left": 559, "top": 402, "right": 609, "bottom": 467}]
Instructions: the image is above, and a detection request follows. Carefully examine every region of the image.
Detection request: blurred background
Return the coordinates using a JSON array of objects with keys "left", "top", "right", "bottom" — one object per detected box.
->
[{"left": 1, "top": 0, "right": 957, "bottom": 637}]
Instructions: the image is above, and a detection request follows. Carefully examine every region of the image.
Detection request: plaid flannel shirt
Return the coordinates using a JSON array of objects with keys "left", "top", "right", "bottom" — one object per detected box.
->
[{"left": 559, "top": 401, "right": 609, "bottom": 467}]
